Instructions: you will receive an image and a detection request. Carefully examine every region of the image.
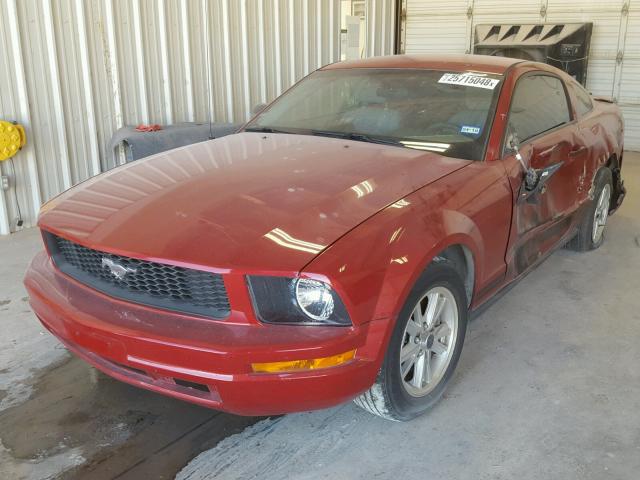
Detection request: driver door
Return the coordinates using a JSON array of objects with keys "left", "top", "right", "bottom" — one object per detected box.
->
[{"left": 502, "top": 73, "right": 580, "bottom": 274}]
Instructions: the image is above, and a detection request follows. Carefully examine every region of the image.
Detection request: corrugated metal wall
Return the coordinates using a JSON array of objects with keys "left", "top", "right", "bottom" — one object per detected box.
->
[
  {"left": 402, "top": 0, "right": 640, "bottom": 150},
  {"left": 0, "top": 0, "right": 396, "bottom": 235}
]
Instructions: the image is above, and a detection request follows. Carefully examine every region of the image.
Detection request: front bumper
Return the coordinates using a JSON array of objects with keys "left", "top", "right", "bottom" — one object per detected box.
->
[{"left": 24, "top": 251, "right": 385, "bottom": 416}]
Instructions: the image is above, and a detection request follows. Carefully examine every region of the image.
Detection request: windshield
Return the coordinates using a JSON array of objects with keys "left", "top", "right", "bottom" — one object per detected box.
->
[{"left": 247, "top": 68, "right": 502, "bottom": 161}]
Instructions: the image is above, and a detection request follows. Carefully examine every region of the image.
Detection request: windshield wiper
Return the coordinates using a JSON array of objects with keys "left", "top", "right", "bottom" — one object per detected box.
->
[
  {"left": 246, "top": 127, "right": 403, "bottom": 147},
  {"left": 310, "top": 130, "right": 402, "bottom": 147},
  {"left": 244, "top": 126, "right": 291, "bottom": 134}
]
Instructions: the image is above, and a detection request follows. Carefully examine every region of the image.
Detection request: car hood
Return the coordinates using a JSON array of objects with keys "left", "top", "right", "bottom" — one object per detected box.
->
[{"left": 39, "top": 133, "right": 470, "bottom": 272}]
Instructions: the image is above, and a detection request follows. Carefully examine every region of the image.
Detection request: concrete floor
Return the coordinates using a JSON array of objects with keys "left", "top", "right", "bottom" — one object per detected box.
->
[{"left": 1, "top": 153, "right": 639, "bottom": 480}]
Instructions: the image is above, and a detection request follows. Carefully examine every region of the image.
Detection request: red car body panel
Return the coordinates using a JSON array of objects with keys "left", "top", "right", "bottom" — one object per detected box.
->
[
  {"left": 36, "top": 133, "right": 469, "bottom": 274},
  {"left": 24, "top": 55, "right": 625, "bottom": 415}
]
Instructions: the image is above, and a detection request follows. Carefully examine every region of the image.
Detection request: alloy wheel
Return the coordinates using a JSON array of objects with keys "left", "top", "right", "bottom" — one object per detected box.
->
[
  {"left": 592, "top": 183, "right": 611, "bottom": 243},
  {"left": 399, "top": 286, "right": 458, "bottom": 397}
]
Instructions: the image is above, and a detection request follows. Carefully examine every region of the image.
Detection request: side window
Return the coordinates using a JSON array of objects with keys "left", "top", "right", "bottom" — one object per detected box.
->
[
  {"left": 573, "top": 83, "right": 594, "bottom": 117},
  {"left": 508, "top": 75, "right": 571, "bottom": 143}
]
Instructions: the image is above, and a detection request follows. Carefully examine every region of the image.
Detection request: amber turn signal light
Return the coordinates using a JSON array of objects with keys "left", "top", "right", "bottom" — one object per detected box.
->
[{"left": 251, "top": 349, "right": 356, "bottom": 373}]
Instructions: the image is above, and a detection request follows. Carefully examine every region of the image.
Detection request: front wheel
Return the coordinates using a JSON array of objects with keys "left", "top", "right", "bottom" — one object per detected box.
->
[{"left": 354, "top": 259, "right": 468, "bottom": 421}]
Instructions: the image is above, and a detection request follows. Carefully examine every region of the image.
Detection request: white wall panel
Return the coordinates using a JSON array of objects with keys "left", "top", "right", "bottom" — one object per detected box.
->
[
  {"left": 472, "top": 0, "right": 543, "bottom": 24},
  {"left": 619, "top": 0, "right": 640, "bottom": 150},
  {"left": 366, "top": 0, "right": 397, "bottom": 57},
  {"left": 0, "top": 0, "right": 42, "bottom": 235},
  {"left": 404, "top": 1, "right": 471, "bottom": 54},
  {"left": 0, "top": 0, "right": 396, "bottom": 234}
]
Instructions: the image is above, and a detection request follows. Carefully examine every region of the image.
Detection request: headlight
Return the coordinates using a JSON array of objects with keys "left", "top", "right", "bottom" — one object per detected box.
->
[
  {"left": 246, "top": 276, "right": 351, "bottom": 326},
  {"left": 295, "top": 279, "right": 335, "bottom": 320}
]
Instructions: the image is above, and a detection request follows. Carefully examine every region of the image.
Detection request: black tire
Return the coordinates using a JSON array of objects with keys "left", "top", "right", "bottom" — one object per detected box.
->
[
  {"left": 566, "top": 167, "right": 613, "bottom": 252},
  {"left": 354, "top": 258, "right": 468, "bottom": 421}
]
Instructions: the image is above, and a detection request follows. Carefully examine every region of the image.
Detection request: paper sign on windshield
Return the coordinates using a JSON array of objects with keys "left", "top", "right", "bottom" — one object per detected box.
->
[{"left": 438, "top": 73, "right": 500, "bottom": 90}]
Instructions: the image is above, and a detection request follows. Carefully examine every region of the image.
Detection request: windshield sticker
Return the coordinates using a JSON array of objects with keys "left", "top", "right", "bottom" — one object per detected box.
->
[
  {"left": 438, "top": 73, "right": 500, "bottom": 90},
  {"left": 460, "top": 125, "right": 481, "bottom": 135}
]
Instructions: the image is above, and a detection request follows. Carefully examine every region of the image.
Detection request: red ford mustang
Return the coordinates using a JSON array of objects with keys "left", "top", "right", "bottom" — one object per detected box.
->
[{"left": 25, "top": 55, "right": 626, "bottom": 421}]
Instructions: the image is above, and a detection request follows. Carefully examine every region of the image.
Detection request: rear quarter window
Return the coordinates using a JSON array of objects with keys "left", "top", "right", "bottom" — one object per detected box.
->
[{"left": 573, "top": 83, "right": 594, "bottom": 117}]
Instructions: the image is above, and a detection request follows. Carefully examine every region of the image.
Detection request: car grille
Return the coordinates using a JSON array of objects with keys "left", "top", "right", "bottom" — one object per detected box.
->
[{"left": 45, "top": 233, "right": 230, "bottom": 319}]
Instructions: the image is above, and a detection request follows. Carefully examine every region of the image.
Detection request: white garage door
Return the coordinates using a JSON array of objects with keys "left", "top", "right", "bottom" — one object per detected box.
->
[{"left": 402, "top": 0, "right": 640, "bottom": 151}]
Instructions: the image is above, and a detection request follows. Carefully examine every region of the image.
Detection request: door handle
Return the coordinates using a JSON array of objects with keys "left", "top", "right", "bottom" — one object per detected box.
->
[{"left": 569, "top": 146, "right": 587, "bottom": 157}]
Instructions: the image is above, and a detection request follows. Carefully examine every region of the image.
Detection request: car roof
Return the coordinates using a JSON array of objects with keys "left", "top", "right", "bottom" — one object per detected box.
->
[{"left": 322, "top": 54, "right": 523, "bottom": 75}]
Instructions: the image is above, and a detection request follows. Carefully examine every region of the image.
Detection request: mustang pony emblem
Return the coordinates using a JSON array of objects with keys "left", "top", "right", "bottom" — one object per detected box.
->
[{"left": 101, "top": 258, "right": 137, "bottom": 280}]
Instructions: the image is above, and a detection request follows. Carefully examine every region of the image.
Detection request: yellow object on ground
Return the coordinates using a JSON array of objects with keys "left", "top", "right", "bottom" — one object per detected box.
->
[
  {"left": 251, "top": 349, "right": 357, "bottom": 373},
  {"left": 0, "top": 120, "right": 26, "bottom": 161}
]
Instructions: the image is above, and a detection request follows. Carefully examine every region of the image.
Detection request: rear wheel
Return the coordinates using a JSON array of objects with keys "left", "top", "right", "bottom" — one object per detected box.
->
[
  {"left": 354, "top": 259, "right": 468, "bottom": 421},
  {"left": 567, "top": 168, "right": 613, "bottom": 252}
]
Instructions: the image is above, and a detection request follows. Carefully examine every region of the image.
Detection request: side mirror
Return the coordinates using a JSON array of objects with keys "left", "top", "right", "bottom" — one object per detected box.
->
[
  {"left": 252, "top": 103, "right": 267, "bottom": 116},
  {"left": 508, "top": 132, "right": 538, "bottom": 191}
]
